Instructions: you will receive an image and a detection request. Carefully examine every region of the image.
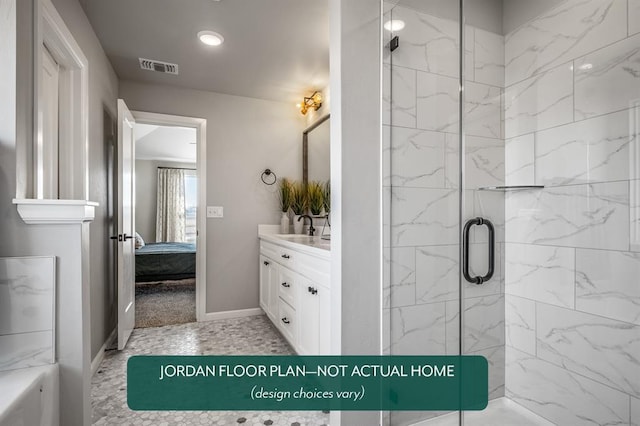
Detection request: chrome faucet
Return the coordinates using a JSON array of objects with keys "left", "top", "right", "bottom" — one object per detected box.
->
[{"left": 298, "top": 215, "right": 315, "bottom": 236}]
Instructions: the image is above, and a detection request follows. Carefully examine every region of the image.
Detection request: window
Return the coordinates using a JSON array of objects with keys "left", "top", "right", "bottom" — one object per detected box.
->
[{"left": 184, "top": 172, "right": 197, "bottom": 243}]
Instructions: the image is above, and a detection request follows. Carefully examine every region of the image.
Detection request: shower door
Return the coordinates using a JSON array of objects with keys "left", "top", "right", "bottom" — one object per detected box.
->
[{"left": 384, "top": 0, "right": 640, "bottom": 425}]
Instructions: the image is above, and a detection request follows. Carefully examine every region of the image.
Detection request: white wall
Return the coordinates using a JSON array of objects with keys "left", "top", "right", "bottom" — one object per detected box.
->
[
  {"left": 135, "top": 159, "right": 196, "bottom": 243},
  {"left": 120, "top": 80, "right": 305, "bottom": 313}
]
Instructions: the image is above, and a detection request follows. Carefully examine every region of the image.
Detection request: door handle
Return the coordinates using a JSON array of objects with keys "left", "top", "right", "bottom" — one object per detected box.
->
[
  {"left": 123, "top": 233, "right": 134, "bottom": 240},
  {"left": 110, "top": 234, "right": 122, "bottom": 241},
  {"left": 462, "top": 217, "right": 495, "bottom": 285}
]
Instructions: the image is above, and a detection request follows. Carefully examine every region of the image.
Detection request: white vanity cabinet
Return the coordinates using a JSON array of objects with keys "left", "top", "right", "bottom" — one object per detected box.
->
[{"left": 259, "top": 235, "right": 330, "bottom": 355}]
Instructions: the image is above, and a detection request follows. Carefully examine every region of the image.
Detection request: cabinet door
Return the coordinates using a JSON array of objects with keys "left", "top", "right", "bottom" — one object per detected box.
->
[
  {"left": 268, "top": 262, "right": 280, "bottom": 320},
  {"left": 259, "top": 256, "right": 272, "bottom": 316},
  {"left": 297, "top": 278, "right": 321, "bottom": 355}
]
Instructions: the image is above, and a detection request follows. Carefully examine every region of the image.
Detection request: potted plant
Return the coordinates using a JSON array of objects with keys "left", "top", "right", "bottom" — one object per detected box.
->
[
  {"left": 291, "top": 181, "right": 308, "bottom": 234},
  {"left": 322, "top": 180, "right": 330, "bottom": 215},
  {"left": 307, "top": 181, "right": 324, "bottom": 217},
  {"left": 278, "top": 178, "right": 293, "bottom": 233}
]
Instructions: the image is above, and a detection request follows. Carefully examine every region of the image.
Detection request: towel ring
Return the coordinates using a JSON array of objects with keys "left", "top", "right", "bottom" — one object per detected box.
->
[{"left": 261, "top": 169, "right": 277, "bottom": 185}]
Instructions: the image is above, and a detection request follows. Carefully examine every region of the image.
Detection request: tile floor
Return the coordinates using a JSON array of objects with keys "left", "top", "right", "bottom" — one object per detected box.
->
[{"left": 91, "top": 315, "right": 330, "bottom": 426}]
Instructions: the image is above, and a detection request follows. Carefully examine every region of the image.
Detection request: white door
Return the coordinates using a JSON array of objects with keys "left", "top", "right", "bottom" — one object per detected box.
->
[{"left": 117, "top": 99, "right": 136, "bottom": 350}]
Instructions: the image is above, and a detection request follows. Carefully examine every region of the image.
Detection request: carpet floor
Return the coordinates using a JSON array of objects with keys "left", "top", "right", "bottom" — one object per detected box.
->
[{"left": 135, "top": 278, "right": 196, "bottom": 328}]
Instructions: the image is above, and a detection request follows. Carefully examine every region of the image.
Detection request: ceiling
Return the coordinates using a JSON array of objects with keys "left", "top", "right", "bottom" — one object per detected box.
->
[
  {"left": 135, "top": 124, "right": 197, "bottom": 163},
  {"left": 80, "top": 0, "right": 329, "bottom": 104}
]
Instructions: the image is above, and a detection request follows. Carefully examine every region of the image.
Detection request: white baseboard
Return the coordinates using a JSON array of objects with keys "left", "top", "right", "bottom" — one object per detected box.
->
[
  {"left": 91, "top": 328, "right": 116, "bottom": 377},
  {"left": 201, "top": 307, "right": 264, "bottom": 322}
]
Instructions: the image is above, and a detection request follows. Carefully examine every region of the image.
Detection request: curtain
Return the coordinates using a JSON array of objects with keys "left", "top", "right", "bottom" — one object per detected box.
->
[{"left": 155, "top": 168, "right": 186, "bottom": 242}]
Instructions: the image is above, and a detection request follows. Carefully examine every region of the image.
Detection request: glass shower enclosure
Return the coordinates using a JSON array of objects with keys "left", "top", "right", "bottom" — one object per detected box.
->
[{"left": 383, "top": 0, "right": 640, "bottom": 424}]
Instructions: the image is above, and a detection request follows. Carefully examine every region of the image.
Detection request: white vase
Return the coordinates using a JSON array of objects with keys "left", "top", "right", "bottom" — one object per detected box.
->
[
  {"left": 280, "top": 212, "right": 290, "bottom": 234},
  {"left": 293, "top": 214, "right": 304, "bottom": 234}
]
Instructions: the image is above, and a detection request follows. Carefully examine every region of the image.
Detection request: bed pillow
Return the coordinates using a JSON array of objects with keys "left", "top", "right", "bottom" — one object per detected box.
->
[{"left": 135, "top": 232, "right": 145, "bottom": 249}]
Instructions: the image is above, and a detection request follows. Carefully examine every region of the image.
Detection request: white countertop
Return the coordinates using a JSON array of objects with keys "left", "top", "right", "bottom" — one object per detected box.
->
[{"left": 259, "top": 232, "right": 331, "bottom": 260}]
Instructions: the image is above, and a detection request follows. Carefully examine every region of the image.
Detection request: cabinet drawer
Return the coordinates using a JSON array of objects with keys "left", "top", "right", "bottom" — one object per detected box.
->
[
  {"left": 278, "top": 268, "right": 297, "bottom": 307},
  {"left": 278, "top": 299, "right": 297, "bottom": 346},
  {"left": 260, "top": 241, "right": 280, "bottom": 260}
]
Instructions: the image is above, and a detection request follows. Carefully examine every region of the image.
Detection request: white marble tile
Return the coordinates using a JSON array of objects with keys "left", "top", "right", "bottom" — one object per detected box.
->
[
  {"left": 0, "top": 331, "right": 54, "bottom": 372},
  {"left": 388, "top": 5, "right": 469, "bottom": 79},
  {"left": 472, "top": 189, "right": 505, "bottom": 244},
  {"left": 505, "top": 347, "right": 629, "bottom": 426},
  {"left": 505, "top": 295, "right": 536, "bottom": 356},
  {"left": 576, "top": 249, "right": 640, "bottom": 325},
  {"left": 466, "top": 82, "right": 502, "bottom": 139},
  {"left": 445, "top": 299, "right": 459, "bottom": 355},
  {"left": 505, "top": 243, "right": 575, "bottom": 309},
  {"left": 575, "top": 33, "right": 640, "bottom": 120},
  {"left": 505, "top": 64, "right": 574, "bottom": 139},
  {"left": 384, "top": 246, "right": 415, "bottom": 287},
  {"left": 505, "top": 182, "right": 629, "bottom": 250},
  {"left": 537, "top": 303, "right": 640, "bottom": 397},
  {"left": 416, "top": 71, "right": 459, "bottom": 133},
  {"left": 536, "top": 110, "right": 634, "bottom": 186},
  {"left": 634, "top": 179, "right": 640, "bottom": 253},
  {"left": 390, "top": 302, "right": 446, "bottom": 355},
  {"left": 416, "top": 245, "right": 458, "bottom": 304},
  {"left": 474, "top": 29, "right": 504, "bottom": 87},
  {"left": 463, "top": 294, "right": 504, "bottom": 353},
  {"left": 504, "top": 0, "right": 627, "bottom": 86},
  {"left": 505, "top": 134, "right": 535, "bottom": 186},
  {"left": 469, "top": 345, "right": 505, "bottom": 400},
  {"left": 632, "top": 396, "right": 640, "bottom": 426},
  {"left": 445, "top": 134, "right": 505, "bottom": 189},
  {"left": 0, "top": 257, "right": 55, "bottom": 336},
  {"left": 632, "top": 0, "right": 640, "bottom": 36},
  {"left": 383, "top": 64, "right": 417, "bottom": 128},
  {"left": 389, "top": 187, "right": 459, "bottom": 246},
  {"left": 384, "top": 126, "right": 445, "bottom": 188},
  {"left": 382, "top": 307, "right": 391, "bottom": 355}
]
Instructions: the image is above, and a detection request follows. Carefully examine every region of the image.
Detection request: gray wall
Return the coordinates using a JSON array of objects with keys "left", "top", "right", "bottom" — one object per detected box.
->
[
  {"left": 135, "top": 159, "right": 196, "bottom": 243},
  {"left": 329, "top": 0, "right": 382, "bottom": 423},
  {"left": 120, "top": 80, "right": 304, "bottom": 313},
  {"left": 4, "top": 0, "right": 119, "bottom": 360},
  {"left": 50, "top": 0, "right": 120, "bottom": 360}
]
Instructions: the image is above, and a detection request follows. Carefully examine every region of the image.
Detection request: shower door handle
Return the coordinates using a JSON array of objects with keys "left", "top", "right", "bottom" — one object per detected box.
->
[{"left": 462, "top": 217, "right": 495, "bottom": 285}]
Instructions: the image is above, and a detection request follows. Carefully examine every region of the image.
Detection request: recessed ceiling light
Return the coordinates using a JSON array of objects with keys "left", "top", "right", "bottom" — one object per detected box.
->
[
  {"left": 198, "top": 30, "right": 224, "bottom": 46},
  {"left": 384, "top": 20, "right": 405, "bottom": 32}
]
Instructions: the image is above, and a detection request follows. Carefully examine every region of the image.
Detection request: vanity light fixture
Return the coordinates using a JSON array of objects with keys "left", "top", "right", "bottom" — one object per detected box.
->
[
  {"left": 296, "top": 91, "right": 323, "bottom": 115},
  {"left": 384, "top": 19, "right": 405, "bottom": 32},
  {"left": 198, "top": 30, "right": 224, "bottom": 46}
]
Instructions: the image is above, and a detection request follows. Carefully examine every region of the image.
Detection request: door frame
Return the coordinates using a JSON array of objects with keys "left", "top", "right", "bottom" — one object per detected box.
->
[{"left": 131, "top": 111, "right": 208, "bottom": 321}]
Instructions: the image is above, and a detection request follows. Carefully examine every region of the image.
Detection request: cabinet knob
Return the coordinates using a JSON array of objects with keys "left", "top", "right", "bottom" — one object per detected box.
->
[
  {"left": 281, "top": 282, "right": 290, "bottom": 288},
  {"left": 281, "top": 317, "right": 290, "bottom": 324},
  {"left": 308, "top": 286, "right": 318, "bottom": 295},
  {"left": 263, "top": 261, "right": 270, "bottom": 266}
]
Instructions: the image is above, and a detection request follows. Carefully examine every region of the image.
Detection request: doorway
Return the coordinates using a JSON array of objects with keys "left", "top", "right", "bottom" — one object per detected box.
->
[{"left": 131, "top": 111, "right": 207, "bottom": 330}]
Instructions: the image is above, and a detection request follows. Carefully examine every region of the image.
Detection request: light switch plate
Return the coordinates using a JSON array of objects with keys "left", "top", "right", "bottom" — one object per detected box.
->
[{"left": 207, "top": 206, "right": 223, "bottom": 218}]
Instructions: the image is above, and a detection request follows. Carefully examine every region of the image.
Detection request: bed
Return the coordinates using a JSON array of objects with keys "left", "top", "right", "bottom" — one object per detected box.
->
[{"left": 135, "top": 242, "right": 196, "bottom": 283}]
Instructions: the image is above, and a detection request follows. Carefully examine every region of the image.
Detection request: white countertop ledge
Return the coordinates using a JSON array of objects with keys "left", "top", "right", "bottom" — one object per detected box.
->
[
  {"left": 13, "top": 199, "right": 99, "bottom": 224},
  {"left": 259, "top": 232, "right": 331, "bottom": 260}
]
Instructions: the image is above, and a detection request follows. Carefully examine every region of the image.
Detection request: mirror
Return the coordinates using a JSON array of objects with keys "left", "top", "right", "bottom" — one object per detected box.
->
[{"left": 303, "top": 114, "right": 330, "bottom": 185}]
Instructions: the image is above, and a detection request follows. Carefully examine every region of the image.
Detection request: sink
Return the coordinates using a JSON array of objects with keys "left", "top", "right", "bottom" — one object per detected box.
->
[{"left": 272, "top": 234, "right": 330, "bottom": 250}]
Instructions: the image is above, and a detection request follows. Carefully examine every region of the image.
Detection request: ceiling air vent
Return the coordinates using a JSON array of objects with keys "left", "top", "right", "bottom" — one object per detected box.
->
[{"left": 139, "top": 58, "right": 179, "bottom": 75}]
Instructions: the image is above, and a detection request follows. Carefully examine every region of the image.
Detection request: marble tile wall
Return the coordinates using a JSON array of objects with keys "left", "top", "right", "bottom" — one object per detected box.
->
[
  {"left": 503, "top": 1, "right": 640, "bottom": 424},
  {"left": 382, "top": 2, "right": 506, "bottom": 411},
  {"left": 0, "top": 256, "right": 56, "bottom": 372}
]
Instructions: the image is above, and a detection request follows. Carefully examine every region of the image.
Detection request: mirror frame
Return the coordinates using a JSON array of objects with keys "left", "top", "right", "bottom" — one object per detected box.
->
[{"left": 302, "top": 113, "right": 330, "bottom": 185}]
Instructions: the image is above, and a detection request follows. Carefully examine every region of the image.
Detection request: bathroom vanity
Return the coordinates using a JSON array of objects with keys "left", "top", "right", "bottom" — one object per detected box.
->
[{"left": 258, "top": 230, "right": 330, "bottom": 355}]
